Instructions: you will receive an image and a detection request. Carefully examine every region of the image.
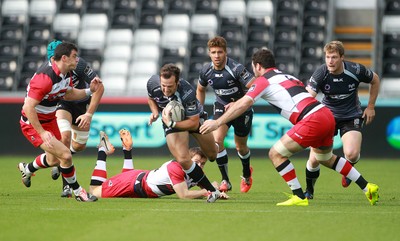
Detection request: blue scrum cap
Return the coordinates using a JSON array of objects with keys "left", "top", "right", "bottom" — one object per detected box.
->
[{"left": 47, "top": 40, "right": 63, "bottom": 60}]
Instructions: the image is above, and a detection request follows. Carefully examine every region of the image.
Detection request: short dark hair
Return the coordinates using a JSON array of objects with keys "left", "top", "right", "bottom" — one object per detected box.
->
[
  {"left": 53, "top": 42, "right": 78, "bottom": 61},
  {"left": 251, "top": 48, "right": 276, "bottom": 69},
  {"left": 160, "top": 63, "right": 180, "bottom": 83}
]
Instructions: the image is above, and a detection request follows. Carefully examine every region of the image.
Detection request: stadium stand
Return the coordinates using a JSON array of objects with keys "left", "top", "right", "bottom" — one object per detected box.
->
[{"left": 0, "top": 0, "right": 396, "bottom": 95}]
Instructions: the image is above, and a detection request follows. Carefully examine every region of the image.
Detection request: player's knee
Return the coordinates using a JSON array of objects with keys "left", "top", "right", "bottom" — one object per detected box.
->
[
  {"left": 57, "top": 119, "right": 71, "bottom": 133},
  {"left": 271, "top": 140, "right": 293, "bottom": 159},
  {"left": 71, "top": 129, "right": 89, "bottom": 145},
  {"left": 345, "top": 152, "right": 360, "bottom": 164},
  {"left": 314, "top": 151, "right": 333, "bottom": 162}
]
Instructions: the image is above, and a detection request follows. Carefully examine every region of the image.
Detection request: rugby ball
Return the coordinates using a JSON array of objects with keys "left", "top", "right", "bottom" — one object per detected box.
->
[{"left": 165, "top": 100, "right": 185, "bottom": 122}]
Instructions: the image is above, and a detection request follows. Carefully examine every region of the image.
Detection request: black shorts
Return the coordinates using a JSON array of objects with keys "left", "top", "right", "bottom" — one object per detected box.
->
[
  {"left": 213, "top": 102, "right": 253, "bottom": 137},
  {"left": 56, "top": 98, "right": 90, "bottom": 126},
  {"left": 335, "top": 117, "right": 364, "bottom": 137}
]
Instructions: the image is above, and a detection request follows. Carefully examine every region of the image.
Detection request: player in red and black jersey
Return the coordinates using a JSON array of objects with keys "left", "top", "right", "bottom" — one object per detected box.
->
[
  {"left": 89, "top": 129, "right": 228, "bottom": 200},
  {"left": 200, "top": 48, "right": 379, "bottom": 206},
  {"left": 18, "top": 42, "right": 102, "bottom": 202},
  {"left": 46, "top": 40, "right": 105, "bottom": 198},
  {"left": 305, "top": 40, "right": 380, "bottom": 193}
]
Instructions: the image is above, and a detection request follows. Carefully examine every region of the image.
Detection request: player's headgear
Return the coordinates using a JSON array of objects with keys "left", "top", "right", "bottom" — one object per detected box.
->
[{"left": 47, "top": 40, "right": 63, "bottom": 60}]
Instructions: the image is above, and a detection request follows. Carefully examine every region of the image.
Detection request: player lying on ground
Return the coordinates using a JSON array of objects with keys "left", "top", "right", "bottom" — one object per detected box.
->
[{"left": 89, "top": 129, "right": 229, "bottom": 200}]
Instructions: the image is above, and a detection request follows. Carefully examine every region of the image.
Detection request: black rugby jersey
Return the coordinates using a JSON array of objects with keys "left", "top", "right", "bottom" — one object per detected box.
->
[
  {"left": 307, "top": 60, "right": 373, "bottom": 120},
  {"left": 198, "top": 57, "right": 254, "bottom": 105},
  {"left": 147, "top": 75, "right": 203, "bottom": 117}
]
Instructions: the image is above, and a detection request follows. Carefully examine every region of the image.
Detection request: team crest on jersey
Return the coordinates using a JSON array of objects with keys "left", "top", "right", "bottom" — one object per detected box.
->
[
  {"left": 348, "top": 83, "right": 356, "bottom": 91},
  {"left": 207, "top": 79, "right": 213, "bottom": 85},
  {"left": 248, "top": 84, "right": 256, "bottom": 92},
  {"left": 324, "top": 84, "right": 331, "bottom": 91}
]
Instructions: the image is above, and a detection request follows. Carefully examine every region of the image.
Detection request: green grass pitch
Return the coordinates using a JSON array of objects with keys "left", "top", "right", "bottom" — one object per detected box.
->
[{"left": 1, "top": 154, "right": 399, "bottom": 241}]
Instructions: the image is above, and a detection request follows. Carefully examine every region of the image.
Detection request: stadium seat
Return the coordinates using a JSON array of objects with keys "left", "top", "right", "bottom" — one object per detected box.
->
[
  {"left": 274, "top": 28, "right": 297, "bottom": 44},
  {"left": 382, "top": 16, "right": 400, "bottom": 34},
  {"left": 106, "top": 29, "right": 134, "bottom": 46},
  {"left": 18, "top": 72, "right": 33, "bottom": 90},
  {"left": 0, "top": 27, "right": 24, "bottom": 43},
  {"left": 139, "top": 12, "right": 163, "bottom": 29},
  {"left": 274, "top": 44, "right": 296, "bottom": 58},
  {"left": 128, "top": 61, "right": 158, "bottom": 77},
  {"left": 221, "top": 28, "right": 245, "bottom": 44},
  {"left": 277, "top": 0, "right": 300, "bottom": 13},
  {"left": 141, "top": 0, "right": 164, "bottom": 13},
  {"left": 383, "top": 61, "right": 400, "bottom": 76},
  {"left": 168, "top": 0, "right": 193, "bottom": 14},
  {"left": 77, "top": 29, "right": 106, "bottom": 57},
  {"left": 247, "top": 29, "right": 270, "bottom": 43},
  {"left": 127, "top": 75, "right": 151, "bottom": 94},
  {"left": 246, "top": 0, "right": 274, "bottom": 29},
  {"left": 0, "top": 43, "right": 20, "bottom": 58},
  {"left": 131, "top": 44, "right": 160, "bottom": 62},
  {"left": 59, "top": 0, "right": 83, "bottom": 13},
  {"left": 80, "top": 13, "right": 109, "bottom": 31},
  {"left": 190, "top": 15, "right": 218, "bottom": 44},
  {"left": 160, "top": 30, "right": 189, "bottom": 52},
  {"left": 384, "top": 45, "right": 400, "bottom": 58},
  {"left": 219, "top": 0, "right": 246, "bottom": 29},
  {"left": 299, "top": 60, "right": 321, "bottom": 74},
  {"left": 0, "top": 73, "right": 14, "bottom": 91},
  {"left": 101, "top": 60, "right": 129, "bottom": 79},
  {"left": 275, "top": 59, "right": 296, "bottom": 74},
  {"left": 111, "top": 12, "right": 137, "bottom": 29},
  {"left": 385, "top": 0, "right": 400, "bottom": 15},
  {"left": 24, "top": 42, "right": 47, "bottom": 57},
  {"left": 226, "top": 44, "right": 242, "bottom": 60},
  {"left": 195, "top": 0, "right": 219, "bottom": 14},
  {"left": 162, "top": 14, "right": 190, "bottom": 31},
  {"left": 114, "top": 0, "right": 137, "bottom": 12},
  {"left": 85, "top": 0, "right": 110, "bottom": 13},
  {"left": 302, "top": 28, "right": 326, "bottom": 44},
  {"left": 27, "top": 27, "right": 51, "bottom": 44},
  {"left": 384, "top": 32, "right": 400, "bottom": 43},
  {"left": 276, "top": 13, "right": 298, "bottom": 28},
  {"left": 190, "top": 43, "right": 208, "bottom": 58},
  {"left": 301, "top": 45, "right": 324, "bottom": 59},
  {"left": 133, "top": 29, "right": 161, "bottom": 45},
  {"left": 82, "top": 55, "right": 102, "bottom": 73},
  {"left": 111, "top": 11, "right": 138, "bottom": 30},
  {"left": 53, "top": 13, "right": 81, "bottom": 42},
  {"left": 28, "top": 0, "right": 56, "bottom": 27},
  {"left": 103, "top": 45, "right": 132, "bottom": 61},
  {"left": 21, "top": 57, "right": 45, "bottom": 74},
  {"left": 380, "top": 78, "right": 400, "bottom": 96},
  {"left": 0, "top": 57, "right": 18, "bottom": 75},
  {"left": 246, "top": 44, "right": 268, "bottom": 58},
  {"left": 304, "top": 0, "right": 328, "bottom": 13},
  {"left": 303, "top": 13, "right": 326, "bottom": 28},
  {"left": 1, "top": 0, "right": 29, "bottom": 27},
  {"left": 102, "top": 75, "right": 127, "bottom": 93}
]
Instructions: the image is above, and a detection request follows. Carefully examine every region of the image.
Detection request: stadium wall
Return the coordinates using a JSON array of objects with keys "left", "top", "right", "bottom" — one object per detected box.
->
[{"left": 1, "top": 97, "right": 399, "bottom": 158}]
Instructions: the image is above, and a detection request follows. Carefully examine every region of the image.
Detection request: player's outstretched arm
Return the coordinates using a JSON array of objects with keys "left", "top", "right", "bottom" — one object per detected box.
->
[{"left": 173, "top": 182, "right": 208, "bottom": 199}]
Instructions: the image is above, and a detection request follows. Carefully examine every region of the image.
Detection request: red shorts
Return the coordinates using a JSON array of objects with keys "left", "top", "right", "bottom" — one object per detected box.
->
[
  {"left": 20, "top": 118, "right": 61, "bottom": 147},
  {"left": 101, "top": 170, "right": 143, "bottom": 198},
  {"left": 287, "top": 107, "right": 335, "bottom": 148}
]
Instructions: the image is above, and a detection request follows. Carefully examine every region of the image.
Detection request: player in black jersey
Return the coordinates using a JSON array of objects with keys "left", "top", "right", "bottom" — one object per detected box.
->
[
  {"left": 196, "top": 36, "right": 255, "bottom": 193},
  {"left": 147, "top": 63, "right": 221, "bottom": 202},
  {"left": 304, "top": 40, "right": 380, "bottom": 198},
  {"left": 47, "top": 40, "right": 105, "bottom": 198}
]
